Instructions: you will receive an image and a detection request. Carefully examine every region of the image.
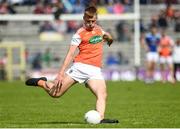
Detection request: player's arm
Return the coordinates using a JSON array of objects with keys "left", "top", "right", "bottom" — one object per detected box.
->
[
  {"left": 157, "top": 44, "right": 162, "bottom": 54},
  {"left": 140, "top": 34, "right": 149, "bottom": 52},
  {"left": 169, "top": 38, "right": 175, "bottom": 53},
  {"left": 60, "top": 45, "right": 77, "bottom": 73},
  {"left": 55, "top": 33, "right": 81, "bottom": 81},
  {"left": 103, "top": 32, "right": 113, "bottom": 47},
  {"left": 55, "top": 45, "right": 77, "bottom": 81}
]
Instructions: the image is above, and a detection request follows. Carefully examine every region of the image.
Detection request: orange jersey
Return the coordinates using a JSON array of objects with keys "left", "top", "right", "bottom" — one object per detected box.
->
[
  {"left": 71, "top": 25, "right": 105, "bottom": 67},
  {"left": 159, "top": 36, "right": 174, "bottom": 57}
]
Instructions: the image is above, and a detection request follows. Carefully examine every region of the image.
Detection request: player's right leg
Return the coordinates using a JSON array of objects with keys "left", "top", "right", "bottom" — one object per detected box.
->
[
  {"left": 145, "top": 61, "right": 155, "bottom": 83},
  {"left": 25, "top": 74, "right": 77, "bottom": 98},
  {"left": 160, "top": 63, "right": 166, "bottom": 83}
]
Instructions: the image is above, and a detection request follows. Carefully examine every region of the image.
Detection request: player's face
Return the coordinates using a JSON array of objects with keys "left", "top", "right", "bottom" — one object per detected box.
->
[
  {"left": 151, "top": 27, "right": 157, "bottom": 35},
  {"left": 84, "top": 15, "right": 97, "bottom": 30}
]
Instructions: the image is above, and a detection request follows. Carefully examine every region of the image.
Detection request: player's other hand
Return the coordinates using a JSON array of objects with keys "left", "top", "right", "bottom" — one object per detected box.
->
[
  {"left": 54, "top": 73, "right": 64, "bottom": 85},
  {"left": 103, "top": 34, "right": 113, "bottom": 47},
  {"left": 52, "top": 73, "right": 64, "bottom": 96}
]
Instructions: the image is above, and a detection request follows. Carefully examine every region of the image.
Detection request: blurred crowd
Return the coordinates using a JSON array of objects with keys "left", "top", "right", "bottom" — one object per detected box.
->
[
  {"left": 0, "top": 0, "right": 133, "bottom": 15},
  {"left": 140, "top": 0, "right": 179, "bottom": 4},
  {"left": 0, "top": 0, "right": 179, "bottom": 38},
  {"left": 0, "top": 0, "right": 180, "bottom": 81},
  {"left": 140, "top": 3, "right": 180, "bottom": 33},
  {"left": 0, "top": 0, "right": 179, "bottom": 15}
]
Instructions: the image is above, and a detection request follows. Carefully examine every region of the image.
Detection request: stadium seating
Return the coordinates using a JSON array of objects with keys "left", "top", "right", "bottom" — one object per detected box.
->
[{"left": 0, "top": 4, "right": 179, "bottom": 71}]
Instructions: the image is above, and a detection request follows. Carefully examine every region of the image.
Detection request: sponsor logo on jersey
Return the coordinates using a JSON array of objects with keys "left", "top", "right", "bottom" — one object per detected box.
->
[{"left": 89, "top": 36, "right": 102, "bottom": 44}]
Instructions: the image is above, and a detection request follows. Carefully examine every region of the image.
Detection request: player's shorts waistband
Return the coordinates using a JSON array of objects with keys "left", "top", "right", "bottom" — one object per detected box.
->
[{"left": 73, "top": 62, "right": 101, "bottom": 71}]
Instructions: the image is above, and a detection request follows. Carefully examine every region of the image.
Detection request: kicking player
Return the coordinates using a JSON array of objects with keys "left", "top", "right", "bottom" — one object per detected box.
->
[
  {"left": 141, "top": 26, "right": 161, "bottom": 83},
  {"left": 25, "top": 5, "right": 118, "bottom": 124}
]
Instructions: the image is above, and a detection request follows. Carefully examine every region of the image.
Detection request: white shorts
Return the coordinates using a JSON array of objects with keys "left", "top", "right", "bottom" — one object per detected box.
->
[
  {"left": 66, "top": 62, "right": 104, "bottom": 83},
  {"left": 159, "top": 56, "right": 173, "bottom": 64},
  {"left": 146, "top": 52, "right": 159, "bottom": 62}
]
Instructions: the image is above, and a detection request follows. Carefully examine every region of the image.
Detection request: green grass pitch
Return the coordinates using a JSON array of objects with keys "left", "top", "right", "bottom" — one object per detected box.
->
[{"left": 0, "top": 81, "right": 180, "bottom": 128}]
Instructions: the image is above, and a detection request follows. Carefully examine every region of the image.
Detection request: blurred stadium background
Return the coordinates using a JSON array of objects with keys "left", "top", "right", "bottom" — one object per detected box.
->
[
  {"left": 0, "top": 0, "right": 180, "bottom": 82},
  {"left": 0, "top": 0, "right": 179, "bottom": 82},
  {"left": 1, "top": 0, "right": 180, "bottom": 128}
]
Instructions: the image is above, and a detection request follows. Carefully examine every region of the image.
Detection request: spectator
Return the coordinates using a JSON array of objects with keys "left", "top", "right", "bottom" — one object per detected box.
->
[
  {"left": 0, "top": 1, "right": 9, "bottom": 14},
  {"left": 67, "top": 20, "right": 80, "bottom": 33},
  {"left": 116, "top": 21, "right": 131, "bottom": 42},
  {"left": 174, "top": 9, "right": 180, "bottom": 21},
  {"left": 32, "top": 52, "right": 42, "bottom": 70},
  {"left": 113, "top": 1, "right": 124, "bottom": 14},
  {"left": 117, "top": 51, "right": 129, "bottom": 65},
  {"left": 174, "top": 18, "right": 180, "bottom": 33},
  {"left": 174, "top": 10, "right": 180, "bottom": 32},
  {"left": 116, "top": 21, "right": 124, "bottom": 42},
  {"left": 42, "top": 48, "right": 52, "bottom": 67},
  {"left": 158, "top": 10, "right": 168, "bottom": 29},
  {"left": 123, "top": 0, "right": 133, "bottom": 13},
  {"left": 173, "top": 38, "right": 180, "bottom": 81},
  {"left": 149, "top": 15, "right": 159, "bottom": 29},
  {"left": 62, "top": 0, "right": 74, "bottom": 13},
  {"left": 0, "top": 1, "right": 10, "bottom": 25},
  {"left": 165, "top": 0, "right": 178, "bottom": 4},
  {"left": 72, "top": 0, "right": 84, "bottom": 14},
  {"left": 106, "top": 0, "right": 114, "bottom": 13},
  {"left": 25, "top": 48, "right": 29, "bottom": 64},
  {"left": 43, "top": 3, "right": 53, "bottom": 14},
  {"left": 22, "top": 0, "right": 37, "bottom": 5},
  {"left": 33, "top": 2, "right": 44, "bottom": 14},
  {"left": 0, "top": 53, "right": 7, "bottom": 80},
  {"left": 140, "top": 0, "right": 148, "bottom": 4},
  {"left": 97, "top": 6, "right": 108, "bottom": 14},
  {"left": 140, "top": 19, "right": 147, "bottom": 33},
  {"left": 106, "top": 52, "right": 120, "bottom": 67},
  {"left": 39, "top": 21, "right": 55, "bottom": 33},
  {"left": 52, "top": 19, "right": 67, "bottom": 34},
  {"left": 165, "top": 4, "right": 175, "bottom": 20},
  {"left": 53, "top": 1, "right": 64, "bottom": 20}
]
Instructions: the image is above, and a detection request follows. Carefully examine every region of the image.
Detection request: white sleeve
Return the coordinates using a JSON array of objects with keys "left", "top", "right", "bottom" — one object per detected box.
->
[
  {"left": 169, "top": 38, "right": 174, "bottom": 46},
  {"left": 102, "top": 30, "right": 106, "bottom": 35},
  {"left": 71, "top": 33, "right": 81, "bottom": 46}
]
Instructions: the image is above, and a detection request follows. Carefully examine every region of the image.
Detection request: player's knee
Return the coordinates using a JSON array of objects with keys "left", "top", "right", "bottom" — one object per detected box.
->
[
  {"left": 49, "top": 92, "right": 61, "bottom": 98},
  {"left": 47, "top": 87, "right": 61, "bottom": 98}
]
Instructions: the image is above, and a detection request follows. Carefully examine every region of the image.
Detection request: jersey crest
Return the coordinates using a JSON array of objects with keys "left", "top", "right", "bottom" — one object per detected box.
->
[{"left": 89, "top": 36, "right": 102, "bottom": 44}]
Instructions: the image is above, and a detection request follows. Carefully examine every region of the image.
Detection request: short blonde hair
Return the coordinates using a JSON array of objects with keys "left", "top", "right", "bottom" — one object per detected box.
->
[{"left": 84, "top": 5, "right": 97, "bottom": 18}]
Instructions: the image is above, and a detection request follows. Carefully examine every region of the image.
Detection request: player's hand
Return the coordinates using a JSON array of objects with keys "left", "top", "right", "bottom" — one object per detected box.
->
[
  {"left": 103, "top": 34, "right": 113, "bottom": 47},
  {"left": 53, "top": 73, "right": 64, "bottom": 96},
  {"left": 145, "top": 46, "right": 149, "bottom": 52}
]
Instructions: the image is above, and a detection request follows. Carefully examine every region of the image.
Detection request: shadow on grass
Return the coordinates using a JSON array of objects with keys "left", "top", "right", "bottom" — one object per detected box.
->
[
  {"left": 8, "top": 121, "right": 86, "bottom": 126},
  {"left": 37, "top": 121, "right": 86, "bottom": 125}
]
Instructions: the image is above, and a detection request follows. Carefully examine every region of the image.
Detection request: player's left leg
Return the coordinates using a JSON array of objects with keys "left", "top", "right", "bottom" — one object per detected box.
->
[
  {"left": 86, "top": 79, "right": 107, "bottom": 119},
  {"left": 168, "top": 63, "right": 175, "bottom": 84},
  {"left": 86, "top": 79, "right": 119, "bottom": 123},
  {"left": 147, "top": 61, "right": 155, "bottom": 83}
]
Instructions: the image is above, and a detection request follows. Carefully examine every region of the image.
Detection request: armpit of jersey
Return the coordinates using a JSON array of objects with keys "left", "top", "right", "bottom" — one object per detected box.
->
[{"left": 71, "top": 34, "right": 82, "bottom": 46}]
